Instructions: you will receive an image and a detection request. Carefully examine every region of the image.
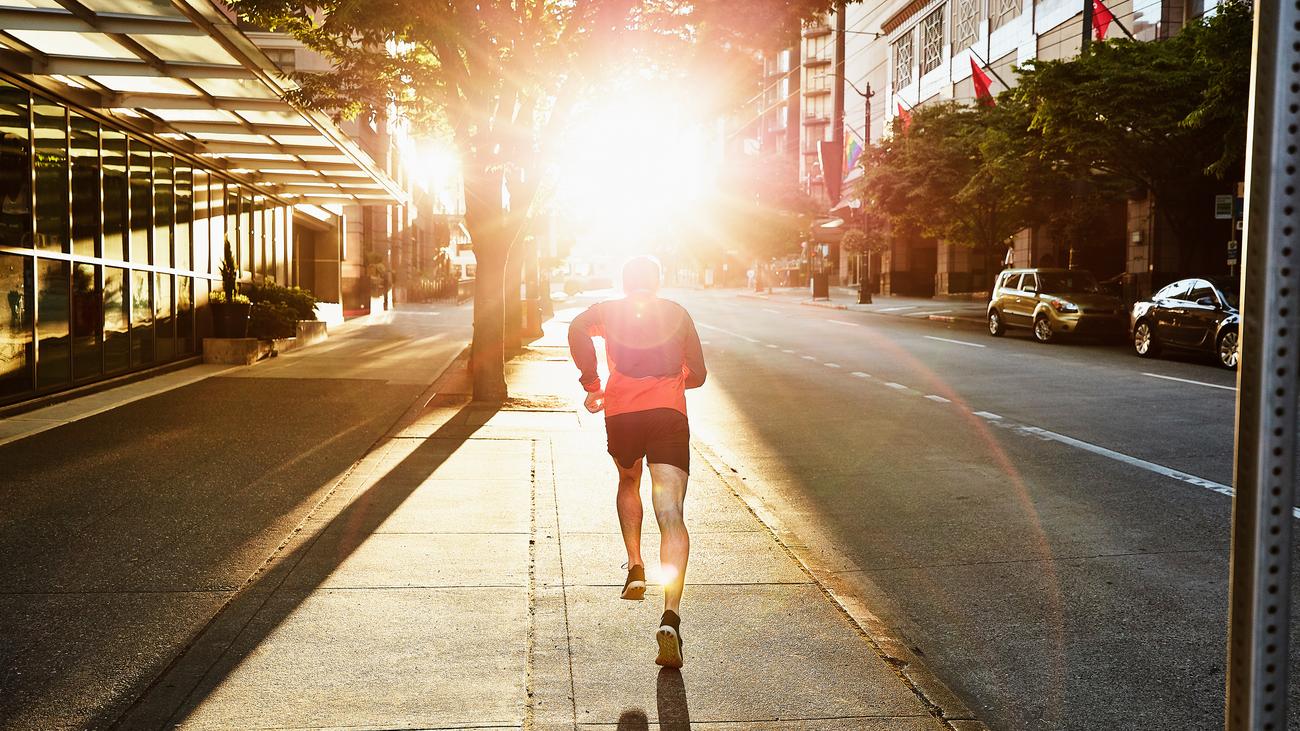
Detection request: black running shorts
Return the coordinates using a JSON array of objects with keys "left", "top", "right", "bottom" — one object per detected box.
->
[{"left": 605, "top": 407, "right": 691, "bottom": 474}]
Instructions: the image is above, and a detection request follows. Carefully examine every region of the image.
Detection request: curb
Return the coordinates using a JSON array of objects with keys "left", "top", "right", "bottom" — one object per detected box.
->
[{"left": 692, "top": 441, "right": 989, "bottom": 731}]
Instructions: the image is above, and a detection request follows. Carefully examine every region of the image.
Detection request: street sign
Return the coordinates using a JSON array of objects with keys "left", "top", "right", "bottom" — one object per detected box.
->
[{"left": 1216, "top": 194, "right": 1234, "bottom": 219}]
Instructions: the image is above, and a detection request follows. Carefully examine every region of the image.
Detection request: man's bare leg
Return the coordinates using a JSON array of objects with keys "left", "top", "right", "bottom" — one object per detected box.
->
[
  {"left": 648, "top": 463, "right": 689, "bottom": 614},
  {"left": 615, "top": 458, "right": 646, "bottom": 599}
]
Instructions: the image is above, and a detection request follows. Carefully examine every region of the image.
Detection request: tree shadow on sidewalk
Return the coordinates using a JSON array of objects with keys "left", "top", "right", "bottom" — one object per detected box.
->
[
  {"left": 616, "top": 668, "right": 690, "bottom": 730},
  {"left": 113, "top": 400, "right": 496, "bottom": 728}
]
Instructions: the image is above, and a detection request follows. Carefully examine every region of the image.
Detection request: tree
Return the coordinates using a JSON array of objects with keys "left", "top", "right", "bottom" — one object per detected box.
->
[
  {"left": 861, "top": 102, "right": 1039, "bottom": 273},
  {"left": 231, "top": 0, "right": 837, "bottom": 400},
  {"left": 1010, "top": 1, "right": 1252, "bottom": 269}
]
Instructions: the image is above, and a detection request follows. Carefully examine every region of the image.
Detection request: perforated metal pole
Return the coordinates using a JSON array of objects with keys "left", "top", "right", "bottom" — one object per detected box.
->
[{"left": 1225, "top": 4, "right": 1300, "bottom": 730}]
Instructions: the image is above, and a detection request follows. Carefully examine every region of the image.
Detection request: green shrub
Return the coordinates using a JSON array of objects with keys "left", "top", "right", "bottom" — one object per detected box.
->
[
  {"left": 248, "top": 302, "right": 297, "bottom": 339},
  {"left": 243, "top": 282, "right": 317, "bottom": 320}
]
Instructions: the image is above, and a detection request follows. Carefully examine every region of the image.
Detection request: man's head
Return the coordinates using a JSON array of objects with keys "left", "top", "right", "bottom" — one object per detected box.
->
[{"left": 622, "top": 256, "right": 662, "bottom": 296}]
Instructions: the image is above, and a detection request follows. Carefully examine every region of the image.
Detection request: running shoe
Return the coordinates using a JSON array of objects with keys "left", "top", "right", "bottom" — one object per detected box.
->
[
  {"left": 655, "top": 610, "right": 684, "bottom": 668},
  {"left": 621, "top": 564, "right": 646, "bottom": 600}
]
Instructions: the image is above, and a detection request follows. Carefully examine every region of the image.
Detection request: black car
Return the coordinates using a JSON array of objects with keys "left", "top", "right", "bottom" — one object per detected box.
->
[{"left": 1130, "top": 276, "right": 1239, "bottom": 368}]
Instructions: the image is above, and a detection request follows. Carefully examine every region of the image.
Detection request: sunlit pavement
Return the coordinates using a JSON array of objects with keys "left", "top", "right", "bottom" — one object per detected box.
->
[{"left": 674, "top": 287, "right": 1299, "bottom": 730}]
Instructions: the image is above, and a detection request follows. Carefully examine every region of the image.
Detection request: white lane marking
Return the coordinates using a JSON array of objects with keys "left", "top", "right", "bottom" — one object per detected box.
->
[
  {"left": 973, "top": 411, "right": 1002, "bottom": 420},
  {"left": 782, "top": 349, "right": 796, "bottom": 354},
  {"left": 825, "top": 319, "right": 859, "bottom": 327},
  {"left": 764, "top": 343, "right": 779, "bottom": 349},
  {"left": 878, "top": 306, "right": 917, "bottom": 312},
  {"left": 1143, "top": 372, "right": 1237, "bottom": 392},
  {"left": 925, "top": 395, "right": 952, "bottom": 403},
  {"left": 884, "top": 382, "right": 910, "bottom": 391},
  {"left": 701, "top": 340, "right": 711, "bottom": 345},
  {"left": 697, "top": 322, "right": 760, "bottom": 343},
  {"left": 850, "top": 371, "right": 872, "bottom": 379},
  {"left": 1012, "top": 424, "right": 1299, "bottom": 517},
  {"left": 824, "top": 363, "right": 842, "bottom": 368},
  {"left": 924, "top": 335, "right": 986, "bottom": 349},
  {"left": 762, "top": 308, "right": 781, "bottom": 314},
  {"left": 801, "top": 355, "right": 817, "bottom": 361}
]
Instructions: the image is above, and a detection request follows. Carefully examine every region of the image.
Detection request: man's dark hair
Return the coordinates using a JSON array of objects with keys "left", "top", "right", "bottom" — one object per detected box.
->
[{"left": 623, "top": 256, "right": 661, "bottom": 294}]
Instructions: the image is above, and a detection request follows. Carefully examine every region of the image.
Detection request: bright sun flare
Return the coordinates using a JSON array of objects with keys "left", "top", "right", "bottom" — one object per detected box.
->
[{"left": 552, "top": 91, "right": 716, "bottom": 259}]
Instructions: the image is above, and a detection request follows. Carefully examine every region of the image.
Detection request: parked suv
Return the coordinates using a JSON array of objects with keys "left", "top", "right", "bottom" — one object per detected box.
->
[{"left": 988, "top": 268, "right": 1127, "bottom": 343}]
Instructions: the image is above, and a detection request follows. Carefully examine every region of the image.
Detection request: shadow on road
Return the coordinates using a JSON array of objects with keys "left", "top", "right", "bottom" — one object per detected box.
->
[{"left": 113, "top": 400, "right": 492, "bottom": 728}]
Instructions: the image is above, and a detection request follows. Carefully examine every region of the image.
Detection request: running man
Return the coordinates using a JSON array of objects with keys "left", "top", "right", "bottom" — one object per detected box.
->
[{"left": 567, "top": 256, "right": 706, "bottom": 669}]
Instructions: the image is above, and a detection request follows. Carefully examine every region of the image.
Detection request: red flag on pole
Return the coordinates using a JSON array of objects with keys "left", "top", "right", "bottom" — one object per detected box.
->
[
  {"left": 1092, "top": 0, "right": 1115, "bottom": 40},
  {"left": 897, "top": 102, "right": 913, "bottom": 134},
  {"left": 970, "top": 57, "right": 996, "bottom": 106}
]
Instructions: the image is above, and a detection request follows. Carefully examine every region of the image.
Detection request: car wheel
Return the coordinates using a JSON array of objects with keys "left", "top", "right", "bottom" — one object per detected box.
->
[
  {"left": 988, "top": 309, "right": 1005, "bottom": 336},
  {"left": 1033, "top": 314, "right": 1055, "bottom": 343},
  {"left": 1216, "top": 329, "right": 1239, "bottom": 369},
  {"left": 1133, "top": 320, "right": 1160, "bottom": 358}
]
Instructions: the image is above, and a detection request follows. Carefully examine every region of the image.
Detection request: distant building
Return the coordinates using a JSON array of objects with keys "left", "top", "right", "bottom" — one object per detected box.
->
[{"left": 806, "top": 0, "right": 1224, "bottom": 298}]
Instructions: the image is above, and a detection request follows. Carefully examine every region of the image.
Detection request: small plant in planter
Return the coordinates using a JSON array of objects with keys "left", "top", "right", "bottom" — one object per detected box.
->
[{"left": 209, "top": 241, "right": 252, "bottom": 337}]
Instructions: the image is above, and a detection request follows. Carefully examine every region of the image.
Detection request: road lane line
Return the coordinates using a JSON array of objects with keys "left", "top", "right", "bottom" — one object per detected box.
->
[
  {"left": 924, "top": 335, "right": 986, "bottom": 348},
  {"left": 824, "top": 363, "right": 842, "bottom": 368},
  {"left": 925, "top": 395, "right": 952, "bottom": 403},
  {"left": 782, "top": 349, "right": 795, "bottom": 354},
  {"left": 762, "top": 308, "right": 781, "bottom": 314},
  {"left": 765, "top": 343, "right": 779, "bottom": 348},
  {"left": 801, "top": 355, "right": 817, "bottom": 360},
  {"left": 973, "top": 411, "right": 1002, "bottom": 420},
  {"left": 825, "top": 319, "right": 859, "bottom": 327},
  {"left": 851, "top": 371, "right": 872, "bottom": 378},
  {"left": 884, "top": 382, "right": 911, "bottom": 391},
  {"left": 697, "top": 322, "right": 760, "bottom": 343},
  {"left": 1143, "top": 372, "right": 1237, "bottom": 391}
]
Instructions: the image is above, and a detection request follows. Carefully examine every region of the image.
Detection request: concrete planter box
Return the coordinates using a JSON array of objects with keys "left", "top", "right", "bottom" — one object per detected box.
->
[
  {"left": 203, "top": 320, "right": 329, "bottom": 365},
  {"left": 296, "top": 320, "right": 327, "bottom": 346}
]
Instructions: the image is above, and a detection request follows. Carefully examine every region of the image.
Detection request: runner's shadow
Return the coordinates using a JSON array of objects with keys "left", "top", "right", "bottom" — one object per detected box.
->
[
  {"left": 657, "top": 668, "right": 690, "bottom": 730},
  {"left": 615, "top": 668, "right": 689, "bottom": 730}
]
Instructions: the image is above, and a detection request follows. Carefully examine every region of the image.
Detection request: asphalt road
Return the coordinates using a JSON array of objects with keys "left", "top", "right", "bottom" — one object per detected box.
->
[{"left": 671, "top": 288, "right": 1299, "bottom": 731}]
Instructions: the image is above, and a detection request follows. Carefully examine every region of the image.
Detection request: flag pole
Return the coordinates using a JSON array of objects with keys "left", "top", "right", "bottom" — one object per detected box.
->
[{"left": 968, "top": 49, "right": 1011, "bottom": 91}]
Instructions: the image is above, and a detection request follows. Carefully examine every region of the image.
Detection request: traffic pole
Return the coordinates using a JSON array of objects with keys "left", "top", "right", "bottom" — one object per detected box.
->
[{"left": 1225, "top": 4, "right": 1300, "bottom": 729}]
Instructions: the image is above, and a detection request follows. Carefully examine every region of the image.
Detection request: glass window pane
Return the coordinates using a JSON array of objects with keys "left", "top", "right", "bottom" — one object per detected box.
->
[
  {"left": 131, "top": 269, "right": 152, "bottom": 364},
  {"left": 72, "top": 262, "right": 100, "bottom": 381},
  {"left": 192, "top": 170, "right": 208, "bottom": 275},
  {"left": 153, "top": 152, "right": 173, "bottom": 269},
  {"left": 129, "top": 141, "right": 151, "bottom": 264},
  {"left": 241, "top": 193, "right": 253, "bottom": 276},
  {"left": 33, "top": 97, "right": 68, "bottom": 253},
  {"left": 225, "top": 187, "right": 240, "bottom": 271},
  {"left": 36, "top": 257, "right": 69, "bottom": 388},
  {"left": 174, "top": 163, "right": 191, "bottom": 272},
  {"left": 209, "top": 180, "right": 225, "bottom": 274},
  {"left": 0, "top": 83, "right": 32, "bottom": 249},
  {"left": 104, "top": 266, "right": 129, "bottom": 373},
  {"left": 177, "top": 276, "right": 193, "bottom": 355},
  {"left": 0, "top": 253, "right": 33, "bottom": 399},
  {"left": 102, "top": 130, "right": 127, "bottom": 261},
  {"left": 155, "top": 271, "right": 173, "bottom": 361},
  {"left": 70, "top": 112, "right": 100, "bottom": 258}
]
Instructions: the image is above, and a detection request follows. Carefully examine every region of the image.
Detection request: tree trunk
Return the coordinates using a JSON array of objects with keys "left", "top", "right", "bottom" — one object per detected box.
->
[
  {"left": 470, "top": 237, "right": 508, "bottom": 401},
  {"left": 524, "top": 236, "right": 543, "bottom": 339},
  {"left": 504, "top": 243, "right": 524, "bottom": 354}
]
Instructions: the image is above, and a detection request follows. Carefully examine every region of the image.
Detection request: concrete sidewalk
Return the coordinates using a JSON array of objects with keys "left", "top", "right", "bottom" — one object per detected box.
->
[
  {"left": 117, "top": 314, "right": 985, "bottom": 730},
  {"left": 739, "top": 287, "right": 988, "bottom": 326}
]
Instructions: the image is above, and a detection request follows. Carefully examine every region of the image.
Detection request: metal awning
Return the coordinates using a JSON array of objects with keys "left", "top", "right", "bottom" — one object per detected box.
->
[{"left": 0, "top": 0, "right": 405, "bottom": 206}]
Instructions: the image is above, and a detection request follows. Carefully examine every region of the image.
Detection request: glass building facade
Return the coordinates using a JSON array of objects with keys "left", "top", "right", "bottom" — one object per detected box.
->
[{"left": 0, "top": 77, "right": 298, "bottom": 406}]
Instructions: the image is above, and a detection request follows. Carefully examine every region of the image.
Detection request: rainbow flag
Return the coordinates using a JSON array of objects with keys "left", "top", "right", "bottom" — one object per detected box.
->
[{"left": 844, "top": 136, "right": 863, "bottom": 172}]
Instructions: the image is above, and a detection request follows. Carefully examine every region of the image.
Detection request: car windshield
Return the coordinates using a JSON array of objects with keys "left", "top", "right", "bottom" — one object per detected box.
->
[
  {"left": 1036, "top": 271, "right": 1100, "bottom": 294},
  {"left": 1210, "top": 278, "right": 1240, "bottom": 309}
]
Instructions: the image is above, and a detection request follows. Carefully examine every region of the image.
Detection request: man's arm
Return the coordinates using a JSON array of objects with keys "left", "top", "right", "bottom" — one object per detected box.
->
[
  {"left": 682, "top": 313, "right": 707, "bottom": 389},
  {"left": 567, "top": 303, "right": 604, "bottom": 393}
]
